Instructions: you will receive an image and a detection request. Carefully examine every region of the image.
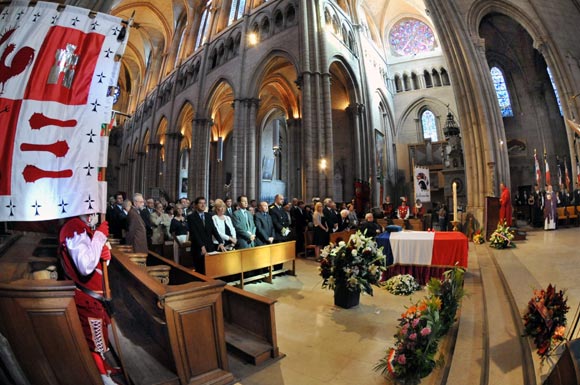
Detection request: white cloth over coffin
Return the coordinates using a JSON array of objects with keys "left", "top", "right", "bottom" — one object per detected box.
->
[{"left": 389, "top": 231, "right": 435, "bottom": 266}]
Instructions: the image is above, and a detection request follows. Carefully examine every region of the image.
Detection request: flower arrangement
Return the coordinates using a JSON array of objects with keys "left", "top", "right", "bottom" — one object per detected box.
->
[
  {"left": 319, "top": 231, "right": 386, "bottom": 295},
  {"left": 522, "top": 284, "right": 569, "bottom": 359},
  {"left": 427, "top": 267, "right": 466, "bottom": 337},
  {"left": 375, "top": 297, "right": 443, "bottom": 385},
  {"left": 473, "top": 229, "right": 485, "bottom": 244},
  {"left": 489, "top": 221, "right": 515, "bottom": 249},
  {"left": 385, "top": 274, "right": 421, "bottom": 296},
  {"left": 376, "top": 267, "right": 466, "bottom": 384}
]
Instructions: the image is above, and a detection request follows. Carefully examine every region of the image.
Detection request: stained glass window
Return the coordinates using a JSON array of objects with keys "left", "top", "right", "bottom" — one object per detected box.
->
[
  {"left": 547, "top": 67, "right": 563, "bottom": 116},
  {"left": 389, "top": 18, "right": 436, "bottom": 57},
  {"left": 421, "top": 110, "right": 438, "bottom": 141},
  {"left": 490, "top": 66, "right": 513, "bottom": 117},
  {"left": 195, "top": 1, "right": 212, "bottom": 50}
]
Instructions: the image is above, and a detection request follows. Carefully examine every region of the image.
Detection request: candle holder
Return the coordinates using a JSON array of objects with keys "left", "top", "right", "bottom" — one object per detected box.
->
[{"left": 450, "top": 220, "right": 460, "bottom": 232}]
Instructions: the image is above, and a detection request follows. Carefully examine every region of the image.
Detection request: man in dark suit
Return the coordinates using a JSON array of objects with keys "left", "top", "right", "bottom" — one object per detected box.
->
[
  {"left": 269, "top": 194, "right": 291, "bottom": 242},
  {"left": 291, "top": 200, "right": 308, "bottom": 254},
  {"left": 187, "top": 197, "right": 226, "bottom": 273},
  {"left": 232, "top": 195, "right": 257, "bottom": 249},
  {"left": 337, "top": 209, "right": 351, "bottom": 232},
  {"left": 255, "top": 201, "right": 275, "bottom": 246},
  {"left": 359, "top": 213, "right": 383, "bottom": 237},
  {"left": 323, "top": 198, "right": 339, "bottom": 233},
  {"left": 225, "top": 198, "right": 235, "bottom": 217},
  {"left": 109, "top": 192, "right": 127, "bottom": 240}
]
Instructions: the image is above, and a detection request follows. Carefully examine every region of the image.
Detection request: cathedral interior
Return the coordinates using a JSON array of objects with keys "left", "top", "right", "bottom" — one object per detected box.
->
[
  {"left": 85, "top": 0, "right": 580, "bottom": 224},
  {"left": 1, "top": 0, "right": 580, "bottom": 384}
]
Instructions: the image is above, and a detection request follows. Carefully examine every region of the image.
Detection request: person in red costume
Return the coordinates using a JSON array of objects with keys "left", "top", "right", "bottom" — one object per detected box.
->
[
  {"left": 397, "top": 197, "right": 410, "bottom": 220},
  {"left": 499, "top": 182, "right": 512, "bottom": 226},
  {"left": 59, "top": 213, "right": 118, "bottom": 385}
]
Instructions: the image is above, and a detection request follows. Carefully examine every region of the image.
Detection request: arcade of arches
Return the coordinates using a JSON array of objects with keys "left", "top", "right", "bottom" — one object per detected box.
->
[{"left": 88, "top": 0, "right": 580, "bottom": 225}]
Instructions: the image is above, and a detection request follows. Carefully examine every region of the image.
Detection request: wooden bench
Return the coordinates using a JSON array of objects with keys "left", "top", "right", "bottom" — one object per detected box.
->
[
  {"left": 329, "top": 230, "right": 356, "bottom": 244},
  {"left": 0, "top": 233, "right": 104, "bottom": 385},
  {"left": 203, "top": 241, "right": 295, "bottom": 289},
  {"left": 111, "top": 247, "right": 282, "bottom": 382},
  {"left": 222, "top": 286, "right": 280, "bottom": 365},
  {"left": 110, "top": 247, "right": 234, "bottom": 385},
  {"left": 566, "top": 206, "right": 579, "bottom": 226},
  {"left": 304, "top": 229, "right": 320, "bottom": 259},
  {"left": 557, "top": 207, "right": 568, "bottom": 226}
]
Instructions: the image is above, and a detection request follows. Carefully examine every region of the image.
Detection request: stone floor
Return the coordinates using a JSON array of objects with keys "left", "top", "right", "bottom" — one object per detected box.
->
[{"left": 231, "top": 226, "right": 580, "bottom": 385}]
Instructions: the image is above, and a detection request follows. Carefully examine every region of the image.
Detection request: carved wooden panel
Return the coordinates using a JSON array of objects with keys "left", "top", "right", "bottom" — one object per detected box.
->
[{"left": 0, "top": 281, "right": 102, "bottom": 385}]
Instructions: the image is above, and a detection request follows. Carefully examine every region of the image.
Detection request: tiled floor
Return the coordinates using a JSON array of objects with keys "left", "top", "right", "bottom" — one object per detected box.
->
[{"left": 234, "top": 226, "right": 580, "bottom": 385}]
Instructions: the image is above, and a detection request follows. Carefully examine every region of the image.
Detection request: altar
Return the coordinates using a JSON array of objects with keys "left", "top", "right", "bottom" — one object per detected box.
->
[{"left": 376, "top": 231, "right": 468, "bottom": 284}]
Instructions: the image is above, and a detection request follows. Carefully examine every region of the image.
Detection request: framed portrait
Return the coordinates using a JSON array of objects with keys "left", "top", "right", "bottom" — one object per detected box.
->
[{"left": 262, "top": 157, "right": 274, "bottom": 181}]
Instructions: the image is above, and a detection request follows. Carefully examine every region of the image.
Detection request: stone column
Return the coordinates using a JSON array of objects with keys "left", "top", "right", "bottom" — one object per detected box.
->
[
  {"left": 286, "top": 118, "right": 302, "bottom": 199},
  {"left": 146, "top": 143, "right": 162, "bottom": 188},
  {"left": 246, "top": 98, "right": 260, "bottom": 199},
  {"left": 190, "top": 118, "right": 212, "bottom": 199},
  {"left": 128, "top": 158, "right": 135, "bottom": 195},
  {"left": 424, "top": 0, "right": 508, "bottom": 223},
  {"left": 119, "top": 162, "right": 128, "bottom": 194},
  {"left": 164, "top": 132, "right": 183, "bottom": 200},
  {"left": 136, "top": 151, "right": 145, "bottom": 194}
]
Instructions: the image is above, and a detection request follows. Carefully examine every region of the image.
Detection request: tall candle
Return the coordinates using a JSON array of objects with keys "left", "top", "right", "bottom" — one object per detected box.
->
[{"left": 452, "top": 182, "right": 458, "bottom": 222}]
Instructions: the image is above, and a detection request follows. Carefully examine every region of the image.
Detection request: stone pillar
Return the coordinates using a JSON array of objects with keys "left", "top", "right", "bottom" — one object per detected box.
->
[
  {"left": 146, "top": 143, "right": 162, "bottom": 188},
  {"left": 423, "top": 0, "right": 508, "bottom": 223},
  {"left": 287, "top": 118, "right": 302, "bottom": 199},
  {"left": 128, "top": 158, "right": 136, "bottom": 195},
  {"left": 136, "top": 151, "right": 146, "bottom": 194},
  {"left": 190, "top": 118, "right": 212, "bottom": 199},
  {"left": 164, "top": 132, "right": 183, "bottom": 200},
  {"left": 246, "top": 98, "right": 260, "bottom": 199},
  {"left": 231, "top": 100, "right": 244, "bottom": 198},
  {"left": 119, "top": 162, "right": 128, "bottom": 194}
]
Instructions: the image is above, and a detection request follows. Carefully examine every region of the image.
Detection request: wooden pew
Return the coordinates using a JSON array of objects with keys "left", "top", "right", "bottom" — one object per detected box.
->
[
  {"left": 110, "top": 247, "right": 234, "bottom": 385},
  {"left": 222, "top": 286, "right": 280, "bottom": 365},
  {"left": 203, "top": 241, "right": 296, "bottom": 289},
  {"left": 329, "top": 230, "right": 356, "bottom": 244},
  {"left": 111, "top": 247, "right": 282, "bottom": 383},
  {"left": 0, "top": 233, "right": 103, "bottom": 385}
]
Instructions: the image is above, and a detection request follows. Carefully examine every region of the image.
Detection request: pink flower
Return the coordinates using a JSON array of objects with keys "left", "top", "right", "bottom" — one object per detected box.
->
[
  {"left": 409, "top": 333, "right": 417, "bottom": 341},
  {"left": 397, "top": 354, "right": 406, "bottom": 365},
  {"left": 401, "top": 324, "right": 409, "bottom": 335},
  {"left": 412, "top": 318, "right": 420, "bottom": 328},
  {"left": 420, "top": 327, "right": 431, "bottom": 336}
]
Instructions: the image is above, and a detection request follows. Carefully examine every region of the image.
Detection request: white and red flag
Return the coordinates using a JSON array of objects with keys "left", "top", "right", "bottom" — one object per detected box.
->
[
  {"left": 544, "top": 151, "right": 551, "bottom": 186},
  {"left": 0, "top": 2, "right": 126, "bottom": 221},
  {"left": 534, "top": 149, "right": 541, "bottom": 187}
]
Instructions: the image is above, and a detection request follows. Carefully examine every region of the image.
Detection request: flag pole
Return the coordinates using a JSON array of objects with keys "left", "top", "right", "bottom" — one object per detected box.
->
[{"left": 100, "top": 111, "right": 130, "bottom": 385}]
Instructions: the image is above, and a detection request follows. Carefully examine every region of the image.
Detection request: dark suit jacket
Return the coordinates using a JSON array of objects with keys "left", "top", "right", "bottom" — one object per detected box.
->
[
  {"left": 140, "top": 207, "right": 153, "bottom": 240},
  {"left": 337, "top": 217, "right": 351, "bottom": 232},
  {"left": 254, "top": 211, "right": 275, "bottom": 246},
  {"left": 187, "top": 211, "right": 223, "bottom": 273},
  {"left": 359, "top": 221, "right": 382, "bottom": 237},
  {"left": 109, "top": 204, "right": 126, "bottom": 240},
  {"left": 269, "top": 204, "right": 292, "bottom": 241},
  {"left": 323, "top": 207, "right": 339, "bottom": 231},
  {"left": 291, "top": 207, "right": 307, "bottom": 233}
]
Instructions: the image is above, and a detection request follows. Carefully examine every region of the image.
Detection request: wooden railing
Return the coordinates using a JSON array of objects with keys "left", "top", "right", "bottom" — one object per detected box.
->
[{"left": 203, "top": 241, "right": 296, "bottom": 288}]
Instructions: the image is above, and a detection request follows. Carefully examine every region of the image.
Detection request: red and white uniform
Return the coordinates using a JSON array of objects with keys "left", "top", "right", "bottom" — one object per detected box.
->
[
  {"left": 59, "top": 217, "right": 111, "bottom": 372},
  {"left": 397, "top": 205, "right": 410, "bottom": 220}
]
